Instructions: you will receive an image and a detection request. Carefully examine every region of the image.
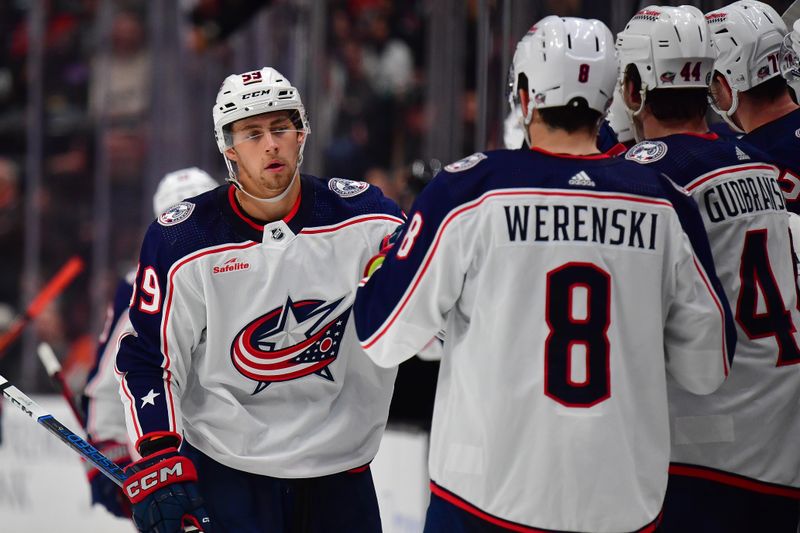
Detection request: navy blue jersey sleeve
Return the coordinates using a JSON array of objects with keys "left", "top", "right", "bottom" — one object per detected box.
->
[
  {"left": 354, "top": 167, "right": 470, "bottom": 366},
  {"left": 115, "top": 222, "right": 200, "bottom": 443},
  {"left": 657, "top": 173, "right": 736, "bottom": 367}
]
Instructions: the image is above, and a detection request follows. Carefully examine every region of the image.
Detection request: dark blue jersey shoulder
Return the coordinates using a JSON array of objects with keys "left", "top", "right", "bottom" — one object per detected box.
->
[
  {"left": 742, "top": 108, "right": 800, "bottom": 173},
  {"left": 141, "top": 184, "right": 248, "bottom": 271},
  {"left": 596, "top": 120, "right": 620, "bottom": 152},
  {"left": 428, "top": 149, "right": 674, "bottom": 211},
  {"left": 625, "top": 133, "right": 776, "bottom": 188},
  {"left": 299, "top": 174, "right": 404, "bottom": 228},
  {"left": 709, "top": 121, "right": 743, "bottom": 141}
]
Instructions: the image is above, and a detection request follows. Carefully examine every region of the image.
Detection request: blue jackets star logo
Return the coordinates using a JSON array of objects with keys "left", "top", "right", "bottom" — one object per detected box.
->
[{"left": 230, "top": 297, "right": 350, "bottom": 394}]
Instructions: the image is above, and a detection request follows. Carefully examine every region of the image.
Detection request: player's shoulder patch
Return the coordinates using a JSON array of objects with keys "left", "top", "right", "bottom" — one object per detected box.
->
[
  {"left": 329, "top": 177, "right": 370, "bottom": 198},
  {"left": 444, "top": 152, "right": 487, "bottom": 173},
  {"left": 158, "top": 201, "right": 195, "bottom": 226},
  {"left": 625, "top": 140, "right": 668, "bottom": 164}
]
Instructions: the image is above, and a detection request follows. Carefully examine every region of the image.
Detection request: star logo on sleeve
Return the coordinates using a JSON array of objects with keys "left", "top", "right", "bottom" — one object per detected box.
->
[{"left": 140, "top": 389, "right": 161, "bottom": 408}]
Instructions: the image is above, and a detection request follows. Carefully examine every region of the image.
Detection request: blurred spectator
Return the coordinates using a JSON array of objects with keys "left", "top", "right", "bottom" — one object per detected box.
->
[
  {"left": 0, "top": 157, "right": 22, "bottom": 308},
  {"left": 89, "top": 9, "right": 151, "bottom": 125},
  {"left": 326, "top": 38, "right": 380, "bottom": 178},
  {"left": 362, "top": 11, "right": 414, "bottom": 99},
  {"left": 186, "top": 0, "right": 272, "bottom": 52},
  {"left": 364, "top": 166, "right": 402, "bottom": 205}
]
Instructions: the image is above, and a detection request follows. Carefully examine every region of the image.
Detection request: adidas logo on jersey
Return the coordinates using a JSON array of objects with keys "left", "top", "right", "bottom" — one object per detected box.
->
[
  {"left": 568, "top": 171, "right": 595, "bottom": 188},
  {"left": 735, "top": 147, "right": 750, "bottom": 161},
  {"left": 213, "top": 257, "right": 250, "bottom": 274}
]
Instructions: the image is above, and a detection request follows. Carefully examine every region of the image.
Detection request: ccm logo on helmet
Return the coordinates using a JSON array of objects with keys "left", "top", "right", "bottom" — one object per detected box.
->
[
  {"left": 125, "top": 463, "right": 184, "bottom": 499},
  {"left": 242, "top": 90, "right": 270, "bottom": 100}
]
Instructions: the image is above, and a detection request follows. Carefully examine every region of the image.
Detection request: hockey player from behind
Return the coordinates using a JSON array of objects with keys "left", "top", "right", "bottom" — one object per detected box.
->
[
  {"left": 81, "top": 167, "right": 218, "bottom": 520},
  {"left": 115, "top": 67, "right": 404, "bottom": 533},
  {"left": 618, "top": 5, "right": 800, "bottom": 532},
  {"left": 355, "top": 16, "right": 735, "bottom": 533}
]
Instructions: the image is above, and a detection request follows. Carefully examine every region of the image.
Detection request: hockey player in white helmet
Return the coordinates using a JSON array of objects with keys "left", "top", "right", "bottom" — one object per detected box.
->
[
  {"left": 115, "top": 67, "right": 404, "bottom": 533},
  {"left": 619, "top": 6, "right": 800, "bottom": 532},
  {"left": 82, "top": 167, "right": 218, "bottom": 521},
  {"left": 503, "top": 59, "right": 632, "bottom": 154},
  {"left": 707, "top": 1, "right": 800, "bottom": 217},
  {"left": 152, "top": 167, "right": 219, "bottom": 218},
  {"left": 355, "top": 15, "right": 733, "bottom": 533}
]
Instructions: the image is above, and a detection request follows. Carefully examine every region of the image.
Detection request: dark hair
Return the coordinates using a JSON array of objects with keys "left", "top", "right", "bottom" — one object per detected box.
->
[
  {"left": 744, "top": 75, "right": 791, "bottom": 104},
  {"left": 624, "top": 64, "right": 708, "bottom": 121},
  {"left": 517, "top": 73, "right": 603, "bottom": 134}
]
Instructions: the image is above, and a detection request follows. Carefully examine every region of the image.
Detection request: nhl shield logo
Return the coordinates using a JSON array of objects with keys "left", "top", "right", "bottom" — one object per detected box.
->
[
  {"left": 444, "top": 152, "right": 487, "bottom": 173},
  {"left": 625, "top": 141, "right": 668, "bottom": 164},
  {"left": 329, "top": 178, "right": 370, "bottom": 198},
  {"left": 231, "top": 296, "right": 350, "bottom": 394},
  {"left": 158, "top": 202, "right": 195, "bottom": 226}
]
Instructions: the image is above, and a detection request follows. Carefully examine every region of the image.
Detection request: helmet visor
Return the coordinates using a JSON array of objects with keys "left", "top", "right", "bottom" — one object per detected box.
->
[{"left": 221, "top": 109, "right": 308, "bottom": 151}]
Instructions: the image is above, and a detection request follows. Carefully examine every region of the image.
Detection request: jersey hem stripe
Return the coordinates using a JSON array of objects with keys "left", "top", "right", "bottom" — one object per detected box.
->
[
  {"left": 430, "top": 480, "right": 661, "bottom": 533},
  {"left": 669, "top": 463, "right": 800, "bottom": 499},
  {"left": 362, "top": 189, "right": 673, "bottom": 349}
]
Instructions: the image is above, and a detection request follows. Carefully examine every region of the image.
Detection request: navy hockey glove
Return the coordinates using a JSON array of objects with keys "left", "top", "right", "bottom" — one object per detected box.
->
[
  {"left": 124, "top": 432, "right": 212, "bottom": 533},
  {"left": 87, "top": 439, "right": 132, "bottom": 518}
]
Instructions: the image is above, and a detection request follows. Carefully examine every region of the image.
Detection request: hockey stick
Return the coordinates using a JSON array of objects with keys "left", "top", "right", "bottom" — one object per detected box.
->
[
  {"left": 37, "top": 342, "right": 85, "bottom": 427},
  {"left": 0, "top": 255, "right": 85, "bottom": 358},
  {"left": 0, "top": 373, "right": 201, "bottom": 532}
]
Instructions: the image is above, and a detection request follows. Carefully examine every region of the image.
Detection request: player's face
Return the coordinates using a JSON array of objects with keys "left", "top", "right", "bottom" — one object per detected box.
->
[{"left": 225, "top": 111, "right": 305, "bottom": 198}]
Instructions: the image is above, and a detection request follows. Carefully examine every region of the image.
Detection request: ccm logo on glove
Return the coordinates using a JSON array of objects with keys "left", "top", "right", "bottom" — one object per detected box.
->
[{"left": 124, "top": 454, "right": 198, "bottom": 503}]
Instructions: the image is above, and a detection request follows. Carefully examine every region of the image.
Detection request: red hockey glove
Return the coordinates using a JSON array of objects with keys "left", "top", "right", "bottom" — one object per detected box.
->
[{"left": 123, "top": 432, "right": 212, "bottom": 533}]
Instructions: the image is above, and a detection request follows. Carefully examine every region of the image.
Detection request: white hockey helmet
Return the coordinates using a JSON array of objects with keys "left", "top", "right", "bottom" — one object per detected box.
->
[
  {"left": 153, "top": 167, "right": 218, "bottom": 217},
  {"left": 212, "top": 67, "right": 310, "bottom": 202},
  {"left": 511, "top": 16, "right": 617, "bottom": 125},
  {"left": 213, "top": 67, "right": 309, "bottom": 153},
  {"left": 780, "top": 19, "right": 800, "bottom": 97},
  {"left": 617, "top": 6, "right": 715, "bottom": 97},
  {"left": 706, "top": 1, "right": 787, "bottom": 128}
]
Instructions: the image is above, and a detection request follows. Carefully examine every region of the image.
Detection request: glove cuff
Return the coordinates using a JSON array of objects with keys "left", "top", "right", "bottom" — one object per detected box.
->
[{"left": 135, "top": 430, "right": 182, "bottom": 457}]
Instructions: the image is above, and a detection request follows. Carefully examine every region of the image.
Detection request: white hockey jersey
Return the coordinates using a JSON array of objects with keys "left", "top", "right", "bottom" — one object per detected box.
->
[
  {"left": 116, "top": 176, "right": 404, "bottom": 477},
  {"left": 629, "top": 133, "right": 800, "bottom": 498},
  {"left": 354, "top": 148, "right": 735, "bottom": 532},
  {"left": 83, "top": 270, "right": 136, "bottom": 448}
]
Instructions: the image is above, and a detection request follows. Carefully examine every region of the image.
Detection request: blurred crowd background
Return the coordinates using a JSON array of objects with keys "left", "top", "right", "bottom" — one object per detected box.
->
[{"left": 0, "top": 0, "right": 794, "bottom": 428}]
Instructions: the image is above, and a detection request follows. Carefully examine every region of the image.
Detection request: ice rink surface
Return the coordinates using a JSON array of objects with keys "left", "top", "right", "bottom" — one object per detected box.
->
[{"left": 0, "top": 396, "right": 429, "bottom": 533}]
